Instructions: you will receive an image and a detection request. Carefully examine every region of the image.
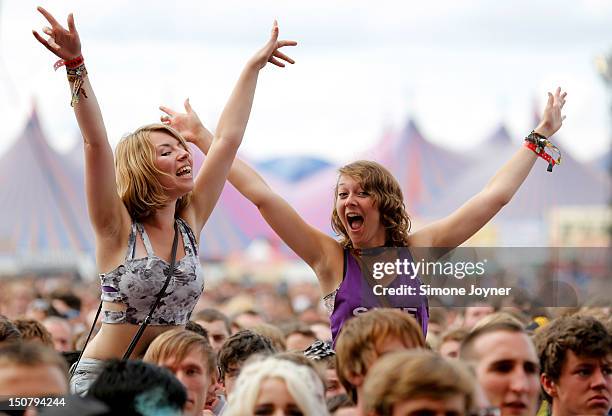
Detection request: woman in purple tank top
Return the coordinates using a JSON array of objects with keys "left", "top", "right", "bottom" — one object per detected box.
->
[{"left": 164, "top": 87, "right": 567, "bottom": 344}]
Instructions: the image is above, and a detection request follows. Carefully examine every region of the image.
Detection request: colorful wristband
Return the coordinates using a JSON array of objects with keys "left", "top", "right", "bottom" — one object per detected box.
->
[
  {"left": 54, "top": 55, "right": 84, "bottom": 71},
  {"left": 524, "top": 141, "right": 561, "bottom": 172}
]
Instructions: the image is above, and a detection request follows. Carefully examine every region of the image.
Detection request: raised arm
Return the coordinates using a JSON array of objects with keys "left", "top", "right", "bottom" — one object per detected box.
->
[
  {"left": 411, "top": 87, "right": 567, "bottom": 248},
  {"left": 33, "top": 7, "right": 128, "bottom": 239},
  {"left": 179, "top": 22, "right": 298, "bottom": 234},
  {"left": 161, "top": 101, "right": 344, "bottom": 294}
]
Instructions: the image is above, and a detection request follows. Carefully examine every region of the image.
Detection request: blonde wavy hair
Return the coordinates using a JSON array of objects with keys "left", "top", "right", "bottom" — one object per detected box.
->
[
  {"left": 115, "top": 124, "right": 192, "bottom": 220},
  {"left": 331, "top": 160, "right": 411, "bottom": 247},
  {"left": 224, "top": 357, "right": 329, "bottom": 416}
]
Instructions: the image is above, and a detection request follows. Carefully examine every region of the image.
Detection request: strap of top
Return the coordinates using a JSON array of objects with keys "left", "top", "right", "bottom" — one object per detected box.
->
[
  {"left": 176, "top": 217, "right": 198, "bottom": 256},
  {"left": 176, "top": 218, "right": 194, "bottom": 255},
  {"left": 125, "top": 222, "right": 139, "bottom": 261},
  {"left": 135, "top": 223, "right": 155, "bottom": 257},
  {"left": 126, "top": 218, "right": 197, "bottom": 260}
]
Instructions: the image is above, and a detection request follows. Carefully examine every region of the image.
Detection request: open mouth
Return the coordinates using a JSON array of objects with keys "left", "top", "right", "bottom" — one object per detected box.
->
[
  {"left": 176, "top": 166, "right": 192, "bottom": 177},
  {"left": 502, "top": 401, "right": 527, "bottom": 412},
  {"left": 346, "top": 213, "right": 364, "bottom": 231}
]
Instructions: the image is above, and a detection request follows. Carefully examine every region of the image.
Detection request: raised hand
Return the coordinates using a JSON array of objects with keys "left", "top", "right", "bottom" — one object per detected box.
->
[
  {"left": 160, "top": 99, "right": 207, "bottom": 144},
  {"left": 32, "top": 7, "right": 81, "bottom": 61},
  {"left": 535, "top": 87, "right": 567, "bottom": 138},
  {"left": 249, "top": 20, "right": 297, "bottom": 70}
]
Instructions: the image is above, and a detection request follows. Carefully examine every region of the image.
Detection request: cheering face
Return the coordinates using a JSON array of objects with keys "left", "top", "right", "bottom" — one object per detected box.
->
[
  {"left": 546, "top": 351, "right": 612, "bottom": 416},
  {"left": 472, "top": 331, "right": 540, "bottom": 416},
  {"left": 254, "top": 377, "right": 304, "bottom": 416},
  {"left": 335, "top": 174, "right": 385, "bottom": 249},
  {"left": 149, "top": 131, "right": 194, "bottom": 198}
]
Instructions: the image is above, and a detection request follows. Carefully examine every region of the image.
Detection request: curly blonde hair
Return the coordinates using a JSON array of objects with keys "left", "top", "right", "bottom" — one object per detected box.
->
[
  {"left": 331, "top": 160, "right": 411, "bottom": 247},
  {"left": 115, "top": 124, "right": 192, "bottom": 220}
]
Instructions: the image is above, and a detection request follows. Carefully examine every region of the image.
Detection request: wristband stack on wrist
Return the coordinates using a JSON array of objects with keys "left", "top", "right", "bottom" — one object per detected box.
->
[
  {"left": 53, "top": 55, "right": 87, "bottom": 107},
  {"left": 524, "top": 130, "right": 562, "bottom": 172}
]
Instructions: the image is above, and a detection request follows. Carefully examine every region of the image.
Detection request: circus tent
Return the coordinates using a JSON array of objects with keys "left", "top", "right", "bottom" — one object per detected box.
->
[
  {"left": 421, "top": 124, "right": 611, "bottom": 245},
  {"left": 289, "top": 119, "right": 471, "bottom": 234},
  {"left": 12, "top": 115, "right": 285, "bottom": 262},
  {"left": 0, "top": 107, "right": 94, "bottom": 272}
]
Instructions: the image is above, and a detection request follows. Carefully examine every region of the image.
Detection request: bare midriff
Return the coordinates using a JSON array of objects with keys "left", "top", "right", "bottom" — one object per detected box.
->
[{"left": 81, "top": 301, "right": 183, "bottom": 360}]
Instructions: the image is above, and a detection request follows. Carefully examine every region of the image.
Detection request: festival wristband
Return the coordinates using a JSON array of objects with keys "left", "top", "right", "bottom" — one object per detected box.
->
[
  {"left": 524, "top": 141, "right": 561, "bottom": 172},
  {"left": 54, "top": 55, "right": 84, "bottom": 71}
]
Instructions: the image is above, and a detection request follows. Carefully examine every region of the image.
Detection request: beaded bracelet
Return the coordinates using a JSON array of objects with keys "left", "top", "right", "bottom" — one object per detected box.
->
[{"left": 66, "top": 63, "right": 88, "bottom": 107}]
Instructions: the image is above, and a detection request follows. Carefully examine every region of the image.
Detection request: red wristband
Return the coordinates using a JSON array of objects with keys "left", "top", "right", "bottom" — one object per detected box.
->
[
  {"left": 524, "top": 141, "right": 558, "bottom": 172},
  {"left": 54, "top": 55, "right": 84, "bottom": 71}
]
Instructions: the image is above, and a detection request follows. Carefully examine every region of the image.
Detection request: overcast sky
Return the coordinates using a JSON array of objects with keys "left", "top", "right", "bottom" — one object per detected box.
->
[{"left": 1, "top": 0, "right": 611, "bottom": 163}]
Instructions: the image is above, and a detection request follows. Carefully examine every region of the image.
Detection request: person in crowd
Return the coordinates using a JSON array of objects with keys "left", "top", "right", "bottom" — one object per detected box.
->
[
  {"left": 223, "top": 356, "right": 329, "bottom": 416},
  {"left": 463, "top": 303, "right": 496, "bottom": 330},
  {"left": 33, "top": 6, "right": 296, "bottom": 395},
  {"left": 309, "top": 320, "right": 333, "bottom": 343},
  {"left": 275, "top": 351, "right": 327, "bottom": 390},
  {"left": 426, "top": 307, "right": 449, "bottom": 338},
  {"left": 362, "top": 349, "right": 475, "bottom": 416},
  {"left": 0, "top": 314, "right": 22, "bottom": 344},
  {"left": 87, "top": 360, "right": 186, "bottom": 416},
  {"left": 13, "top": 318, "right": 54, "bottom": 347},
  {"left": 283, "top": 322, "right": 319, "bottom": 351},
  {"left": 43, "top": 316, "right": 74, "bottom": 352},
  {"left": 534, "top": 314, "right": 611, "bottom": 416},
  {"left": 144, "top": 328, "right": 217, "bottom": 416},
  {"left": 192, "top": 308, "right": 232, "bottom": 353},
  {"left": 0, "top": 342, "right": 69, "bottom": 397},
  {"left": 161, "top": 82, "right": 567, "bottom": 343},
  {"left": 304, "top": 340, "right": 347, "bottom": 399},
  {"left": 251, "top": 323, "right": 287, "bottom": 352},
  {"left": 50, "top": 289, "right": 83, "bottom": 320},
  {"left": 460, "top": 313, "right": 540, "bottom": 416},
  {"left": 232, "top": 310, "right": 265, "bottom": 329},
  {"left": 185, "top": 320, "right": 209, "bottom": 338},
  {"left": 335, "top": 308, "right": 426, "bottom": 407},
  {"left": 217, "top": 329, "right": 276, "bottom": 397},
  {"left": 438, "top": 327, "right": 469, "bottom": 359}
]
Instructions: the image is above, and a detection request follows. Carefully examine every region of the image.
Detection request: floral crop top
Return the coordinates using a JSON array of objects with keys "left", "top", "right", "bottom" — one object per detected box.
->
[{"left": 100, "top": 218, "right": 204, "bottom": 325}]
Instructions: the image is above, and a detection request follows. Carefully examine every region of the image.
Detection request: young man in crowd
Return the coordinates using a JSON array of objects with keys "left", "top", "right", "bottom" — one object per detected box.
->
[
  {"left": 362, "top": 349, "right": 475, "bottom": 416},
  {"left": 217, "top": 329, "right": 276, "bottom": 397},
  {"left": 460, "top": 313, "right": 540, "bottom": 416},
  {"left": 282, "top": 322, "right": 319, "bottom": 351},
  {"left": 193, "top": 309, "right": 232, "bottom": 353},
  {"left": 43, "top": 316, "right": 73, "bottom": 352},
  {"left": 335, "top": 308, "right": 426, "bottom": 408},
  {"left": 0, "top": 342, "right": 69, "bottom": 397},
  {"left": 534, "top": 314, "right": 611, "bottom": 416},
  {"left": 0, "top": 314, "right": 21, "bottom": 344},
  {"left": 438, "top": 328, "right": 468, "bottom": 359},
  {"left": 144, "top": 328, "right": 217, "bottom": 416}
]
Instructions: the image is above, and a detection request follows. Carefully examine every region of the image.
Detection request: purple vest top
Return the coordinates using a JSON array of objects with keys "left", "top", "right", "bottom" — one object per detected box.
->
[{"left": 329, "top": 248, "right": 429, "bottom": 343}]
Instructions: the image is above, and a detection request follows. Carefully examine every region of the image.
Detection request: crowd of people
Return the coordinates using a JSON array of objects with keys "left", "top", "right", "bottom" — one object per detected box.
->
[
  {"left": 1, "top": 278, "right": 610, "bottom": 415},
  {"left": 0, "top": 5, "right": 609, "bottom": 416}
]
